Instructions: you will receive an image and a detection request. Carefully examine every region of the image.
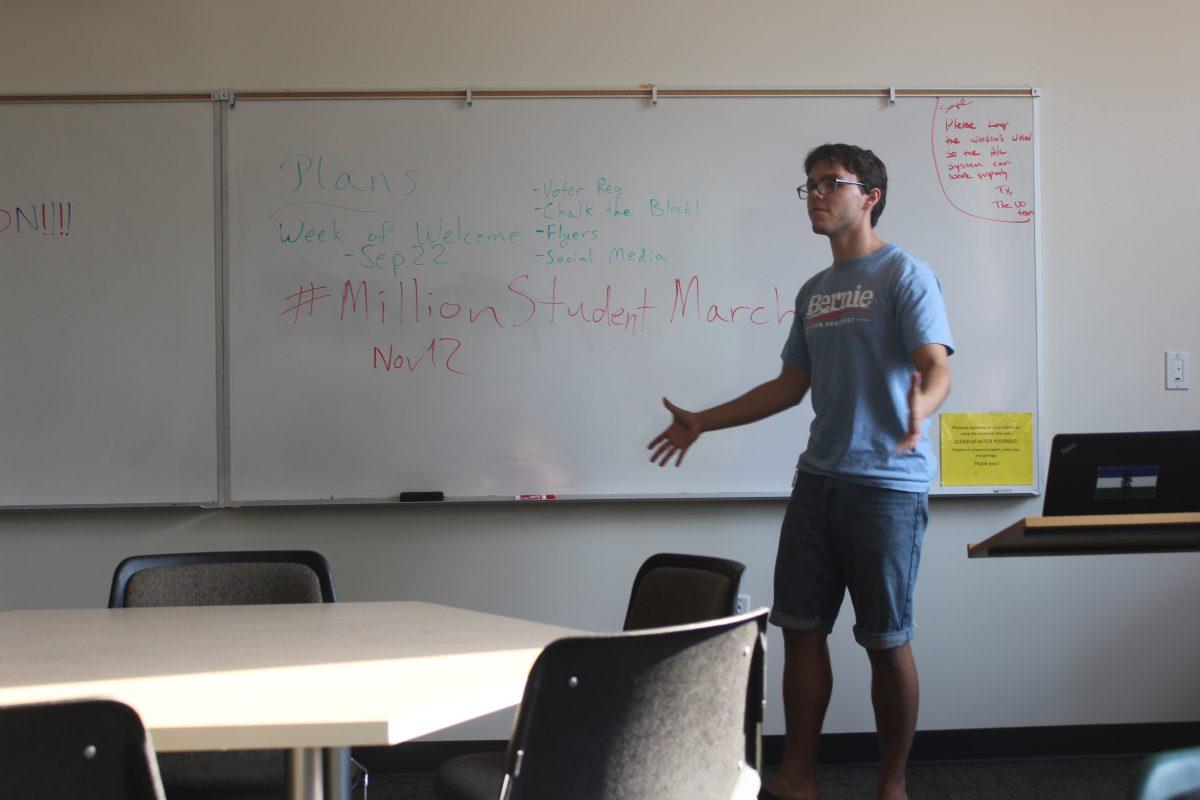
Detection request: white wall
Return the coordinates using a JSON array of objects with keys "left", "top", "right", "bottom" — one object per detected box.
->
[{"left": 2, "top": 0, "right": 1198, "bottom": 737}]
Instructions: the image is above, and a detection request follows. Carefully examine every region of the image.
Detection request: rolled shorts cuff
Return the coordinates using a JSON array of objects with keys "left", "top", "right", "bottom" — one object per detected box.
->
[
  {"left": 769, "top": 607, "right": 834, "bottom": 634},
  {"left": 853, "top": 624, "right": 914, "bottom": 650}
]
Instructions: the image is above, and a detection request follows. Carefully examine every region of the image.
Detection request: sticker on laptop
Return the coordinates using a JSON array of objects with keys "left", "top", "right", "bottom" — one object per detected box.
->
[{"left": 1094, "top": 465, "right": 1159, "bottom": 500}]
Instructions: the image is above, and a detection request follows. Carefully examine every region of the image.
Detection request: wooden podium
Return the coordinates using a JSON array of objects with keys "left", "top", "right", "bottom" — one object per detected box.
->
[{"left": 968, "top": 512, "right": 1200, "bottom": 558}]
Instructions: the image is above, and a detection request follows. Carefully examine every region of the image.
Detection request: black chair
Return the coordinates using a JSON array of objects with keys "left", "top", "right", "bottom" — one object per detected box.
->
[
  {"left": 623, "top": 552, "right": 746, "bottom": 630},
  {"left": 503, "top": 610, "right": 765, "bottom": 800},
  {"left": 435, "top": 552, "right": 749, "bottom": 800},
  {"left": 108, "top": 549, "right": 336, "bottom": 608},
  {"left": 108, "top": 550, "right": 359, "bottom": 799},
  {"left": 1128, "top": 745, "right": 1200, "bottom": 800},
  {"left": 0, "top": 699, "right": 166, "bottom": 800}
]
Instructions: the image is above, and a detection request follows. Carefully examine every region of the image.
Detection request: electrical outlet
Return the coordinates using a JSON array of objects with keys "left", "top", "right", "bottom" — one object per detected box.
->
[
  {"left": 736, "top": 594, "right": 751, "bottom": 614},
  {"left": 1166, "top": 351, "right": 1189, "bottom": 390}
]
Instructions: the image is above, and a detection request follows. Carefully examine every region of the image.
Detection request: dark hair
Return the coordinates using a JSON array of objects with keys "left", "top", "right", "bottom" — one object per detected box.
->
[{"left": 804, "top": 143, "right": 888, "bottom": 227}]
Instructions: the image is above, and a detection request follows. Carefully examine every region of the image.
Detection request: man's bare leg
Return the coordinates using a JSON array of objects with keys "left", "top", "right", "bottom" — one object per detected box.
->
[
  {"left": 867, "top": 642, "right": 919, "bottom": 800},
  {"left": 761, "top": 630, "right": 831, "bottom": 800}
]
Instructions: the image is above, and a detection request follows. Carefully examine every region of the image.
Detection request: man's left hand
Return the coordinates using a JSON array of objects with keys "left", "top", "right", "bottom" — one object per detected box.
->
[
  {"left": 896, "top": 370, "right": 926, "bottom": 453},
  {"left": 896, "top": 344, "right": 952, "bottom": 454}
]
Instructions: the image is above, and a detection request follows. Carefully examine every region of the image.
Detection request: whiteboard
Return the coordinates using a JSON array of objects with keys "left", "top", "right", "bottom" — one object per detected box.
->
[
  {"left": 0, "top": 102, "right": 218, "bottom": 506},
  {"left": 223, "top": 94, "right": 1039, "bottom": 502}
]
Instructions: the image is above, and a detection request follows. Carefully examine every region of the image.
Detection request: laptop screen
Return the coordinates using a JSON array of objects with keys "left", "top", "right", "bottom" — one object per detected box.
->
[{"left": 1043, "top": 431, "right": 1200, "bottom": 516}]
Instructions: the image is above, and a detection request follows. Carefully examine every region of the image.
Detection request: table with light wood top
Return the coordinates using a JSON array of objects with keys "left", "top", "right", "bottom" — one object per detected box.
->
[
  {"left": 0, "top": 601, "right": 580, "bottom": 799},
  {"left": 967, "top": 512, "right": 1200, "bottom": 558}
]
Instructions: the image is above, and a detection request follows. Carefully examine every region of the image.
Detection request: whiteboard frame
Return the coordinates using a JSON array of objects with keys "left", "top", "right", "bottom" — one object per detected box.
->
[
  {"left": 0, "top": 94, "right": 223, "bottom": 511},
  {"left": 216, "top": 96, "right": 233, "bottom": 508},
  {"left": 0, "top": 88, "right": 1041, "bottom": 508}
]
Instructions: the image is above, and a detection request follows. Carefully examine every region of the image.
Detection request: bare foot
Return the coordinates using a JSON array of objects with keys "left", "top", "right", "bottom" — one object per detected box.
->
[
  {"left": 760, "top": 774, "right": 821, "bottom": 800},
  {"left": 876, "top": 781, "right": 907, "bottom": 800}
]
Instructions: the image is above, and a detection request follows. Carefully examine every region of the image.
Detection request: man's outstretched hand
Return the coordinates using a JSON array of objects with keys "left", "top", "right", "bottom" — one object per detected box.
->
[
  {"left": 897, "top": 344, "right": 952, "bottom": 454},
  {"left": 896, "top": 370, "right": 927, "bottom": 453},
  {"left": 648, "top": 397, "right": 703, "bottom": 466}
]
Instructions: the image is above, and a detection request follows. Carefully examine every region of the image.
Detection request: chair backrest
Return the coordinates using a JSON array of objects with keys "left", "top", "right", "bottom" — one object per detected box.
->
[
  {"left": 108, "top": 550, "right": 336, "bottom": 608},
  {"left": 500, "top": 609, "right": 768, "bottom": 800},
  {"left": 106, "top": 551, "right": 338, "bottom": 791},
  {"left": 622, "top": 552, "right": 745, "bottom": 631},
  {"left": 1128, "top": 746, "right": 1200, "bottom": 800},
  {"left": 0, "top": 699, "right": 165, "bottom": 800}
]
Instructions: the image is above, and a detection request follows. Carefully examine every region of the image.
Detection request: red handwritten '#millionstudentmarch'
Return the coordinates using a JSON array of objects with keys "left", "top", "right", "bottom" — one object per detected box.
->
[{"left": 282, "top": 274, "right": 798, "bottom": 375}]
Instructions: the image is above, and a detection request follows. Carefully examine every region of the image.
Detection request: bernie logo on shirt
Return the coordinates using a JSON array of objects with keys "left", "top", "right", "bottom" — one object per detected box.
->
[
  {"left": 805, "top": 285, "right": 874, "bottom": 329},
  {"left": 1093, "top": 465, "right": 1159, "bottom": 500}
]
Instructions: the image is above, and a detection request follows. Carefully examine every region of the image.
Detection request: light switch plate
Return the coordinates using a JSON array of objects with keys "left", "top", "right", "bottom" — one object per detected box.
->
[{"left": 1166, "top": 351, "right": 1189, "bottom": 390}]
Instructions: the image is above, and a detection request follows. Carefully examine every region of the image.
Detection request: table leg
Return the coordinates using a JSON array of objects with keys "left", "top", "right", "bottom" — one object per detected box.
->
[
  {"left": 323, "top": 746, "right": 352, "bottom": 800},
  {"left": 287, "top": 747, "right": 324, "bottom": 800}
]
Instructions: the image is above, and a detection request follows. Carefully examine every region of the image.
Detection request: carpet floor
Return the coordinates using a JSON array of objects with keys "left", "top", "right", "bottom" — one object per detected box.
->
[{"left": 364, "top": 756, "right": 1141, "bottom": 799}]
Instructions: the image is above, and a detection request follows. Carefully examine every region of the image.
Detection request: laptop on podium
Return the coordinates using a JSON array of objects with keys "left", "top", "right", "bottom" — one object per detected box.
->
[{"left": 1042, "top": 431, "right": 1200, "bottom": 517}]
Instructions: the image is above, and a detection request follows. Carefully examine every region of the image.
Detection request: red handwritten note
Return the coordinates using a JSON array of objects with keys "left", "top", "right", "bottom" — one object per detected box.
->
[{"left": 932, "top": 98, "right": 1034, "bottom": 224}]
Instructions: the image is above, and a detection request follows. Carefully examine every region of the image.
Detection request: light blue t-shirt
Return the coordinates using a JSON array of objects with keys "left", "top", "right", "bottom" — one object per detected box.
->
[{"left": 781, "top": 243, "right": 954, "bottom": 492}]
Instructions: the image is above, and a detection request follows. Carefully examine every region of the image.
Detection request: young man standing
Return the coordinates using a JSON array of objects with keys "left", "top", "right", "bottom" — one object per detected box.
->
[{"left": 648, "top": 144, "right": 953, "bottom": 800}]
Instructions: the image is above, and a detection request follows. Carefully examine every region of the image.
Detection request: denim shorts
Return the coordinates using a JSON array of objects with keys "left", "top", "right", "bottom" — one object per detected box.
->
[{"left": 769, "top": 470, "right": 928, "bottom": 650}]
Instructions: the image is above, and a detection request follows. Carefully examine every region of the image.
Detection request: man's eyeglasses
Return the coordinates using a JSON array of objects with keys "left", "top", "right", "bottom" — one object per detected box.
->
[{"left": 797, "top": 177, "right": 867, "bottom": 200}]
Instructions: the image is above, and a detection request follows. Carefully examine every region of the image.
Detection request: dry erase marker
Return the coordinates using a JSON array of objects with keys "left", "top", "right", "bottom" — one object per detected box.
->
[{"left": 516, "top": 493, "right": 557, "bottom": 500}]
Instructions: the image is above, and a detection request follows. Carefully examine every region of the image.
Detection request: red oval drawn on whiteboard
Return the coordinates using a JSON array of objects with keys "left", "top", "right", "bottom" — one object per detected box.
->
[{"left": 931, "top": 98, "right": 1031, "bottom": 225}]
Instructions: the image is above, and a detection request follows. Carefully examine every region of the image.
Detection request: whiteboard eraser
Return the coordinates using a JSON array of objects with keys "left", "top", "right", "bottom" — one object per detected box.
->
[{"left": 400, "top": 491, "right": 444, "bottom": 502}]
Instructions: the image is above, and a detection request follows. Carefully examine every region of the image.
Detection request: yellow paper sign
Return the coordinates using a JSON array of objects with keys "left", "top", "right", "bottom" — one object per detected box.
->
[{"left": 940, "top": 412, "right": 1034, "bottom": 486}]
